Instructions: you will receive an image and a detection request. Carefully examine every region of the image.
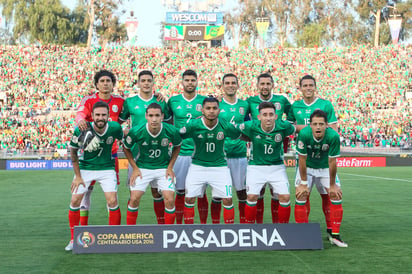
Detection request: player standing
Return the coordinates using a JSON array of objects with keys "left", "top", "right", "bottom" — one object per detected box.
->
[
  {"left": 215, "top": 73, "right": 249, "bottom": 223},
  {"left": 66, "top": 101, "right": 123, "bottom": 251},
  {"left": 295, "top": 110, "right": 347, "bottom": 247},
  {"left": 287, "top": 74, "right": 339, "bottom": 237},
  {"left": 240, "top": 102, "right": 295, "bottom": 224},
  {"left": 180, "top": 97, "right": 242, "bottom": 224},
  {"left": 247, "top": 73, "right": 292, "bottom": 223},
  {"left": 75, "top": 70, "right": 124, "bottom": 226},
  {"left": 167, "top": 70, "right": 208, "bottom": 224},
  {"left": 123, "top": 103, "right": 182, "bottom": 225}
]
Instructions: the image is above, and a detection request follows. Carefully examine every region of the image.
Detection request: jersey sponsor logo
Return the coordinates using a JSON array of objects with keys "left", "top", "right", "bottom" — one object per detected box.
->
[
  {"left": 274, "top": 134, "right": 282, "bottom": 142},
  {"left": 112, "top": 105, "right": 119, "bottom": 113},
  {"left": 176, "top": 106, "right": 182, "bottom": 109},
  {"left": 239, "top": 107, "right": 245, "bottom": 115},
  {"left": 307, "top": 145, "right": 311, "bottom": 149},
  {"left": 196, "top": 104, "right": 202, "bottom": 112},
  {"left": 197, "top": 134, "right": 204, "bottom": 138},
  {"left": 161, "top": 138, "right": 169, "bottom": 147},
  {"left": 72, "top": 136, "right": 79, "bottom": 144},
  {"left": 106, "top": 136, "right": 114, "bottom": 145},
  {"left": 142, "top": 141, "right": 148, "bottom": 146},
  {"left": 297, "top": 110, "right": 302, "bottom": 114},
  {"left": 322, "top": 144, "right": 329, "bottom": 151},
  {"left": 180, "top": 127, "right": 187, "bottom": 134},
  {"left": 298, "top": 140, "right": 304, "bottom": 150},
  {"left": 221, "top": 109, "right": 226, "bottom": 112},
  {"left": 274, "top": 102, "right": 281, "bottom": 110},
  {"left": 256, "top": 135, "right": 261, "bottom": 139},
  {"left": 134, "top": 106, "right": 140, "bottom": 109},
  {"left": 217, "top": 132, "right": 224, "bottom": 140}
]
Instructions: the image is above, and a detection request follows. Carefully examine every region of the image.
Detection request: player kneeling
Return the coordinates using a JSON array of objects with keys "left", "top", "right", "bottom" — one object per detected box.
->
[
  {"left": 123, "top": 103, "right": 182, "bottom": 225},
  {"left": 66, "top": 101, "right": 123, "bottom": 251},
  {"left": 294, "top": 109, "right": 348, "bottom": 247}
]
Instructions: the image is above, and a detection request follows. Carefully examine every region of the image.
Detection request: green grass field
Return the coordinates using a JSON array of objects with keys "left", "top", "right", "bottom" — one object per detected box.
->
[{"left": 1, "top": 167, "right": 411, "bottom": 273}]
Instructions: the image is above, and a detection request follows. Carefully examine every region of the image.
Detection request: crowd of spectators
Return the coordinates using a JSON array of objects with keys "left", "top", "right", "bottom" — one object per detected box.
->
[{"left": 0, "top": 44, "right": 410, "bottom": 155}]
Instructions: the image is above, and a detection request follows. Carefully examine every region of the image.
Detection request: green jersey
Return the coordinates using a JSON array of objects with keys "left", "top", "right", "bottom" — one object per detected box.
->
[
  {"left": 123, "top": 123, "right": 182, "bottom": 169},
  {"left": 296, "top": 127, "right": 340, "bottom": 169},
  {"left": 240, "top": 120, "right": 295, "bottom": 166},
  {"left": 168, "top": 93, "right": 206, "bottom": 156},
  {"left": 287, "top": 98, "right": 337, "bottom": 126},
  {"left": 219, "top": 98, "right": 249, "bottom": 158},
  {"left": 119, "top": 94, "right": 171, "bottom": 127},
  {"left": 180, "top": 118, "right": 241, "bottom": 167},
  {"left": 247, "top": 94, "right": 291, "bottom": 120},
  {"left": 70, "top": 121, "right": 123, "bottom": 171}
]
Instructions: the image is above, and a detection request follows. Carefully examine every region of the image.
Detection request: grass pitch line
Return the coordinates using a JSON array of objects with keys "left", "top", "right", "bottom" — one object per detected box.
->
[{"left": 340, "top": 173, "right": 412, "bottom": 183}]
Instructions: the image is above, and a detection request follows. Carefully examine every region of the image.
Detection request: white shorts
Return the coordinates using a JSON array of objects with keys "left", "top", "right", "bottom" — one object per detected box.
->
[
  {"left": 185, "top": 164, "right": 233, "bottom": 199},
  {"left": 246, "top": 165, "right": 290, "bottom": 195},
  {"left": 73, "top": 170, "right": 117, "bottom": 195},
  {"left": 128, "top": 164, "right": 160, "bottom": 189},
  {"left": 295, "top": 168, "right": 341, "bottom": 194},
  {"left": 174, "top": 155, "right": 192, "bottom": 191},
  {"left": 227, "top": 157, "right": 247, "bottom": 191},
  {"left": 129, "top": 168, "right": 175, "bottom": 193}
]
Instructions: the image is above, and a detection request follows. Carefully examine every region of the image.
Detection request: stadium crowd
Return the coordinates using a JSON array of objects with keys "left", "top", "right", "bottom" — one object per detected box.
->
[{"left": 0, "top": 44, "right": 410, "bottom": 154}]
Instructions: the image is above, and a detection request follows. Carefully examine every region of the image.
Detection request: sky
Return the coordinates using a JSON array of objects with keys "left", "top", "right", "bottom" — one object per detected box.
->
[{"left": 61, "top": 0, "right": 237, "bottom": 47}]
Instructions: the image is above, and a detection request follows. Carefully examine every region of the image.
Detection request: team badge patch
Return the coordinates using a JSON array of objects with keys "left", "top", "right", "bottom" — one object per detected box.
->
[
  {"left": 298, "top": 140, "right": 304, "bottom": 150},
  {"left": 239, "top": 107, "right": 245, "bottom": 115},
  {"left": 112, "top": 105, "right": 118, "bottom": 113},
  {"left": 180, "top": 127, "right": 187, "bottom": 134},
  {"left": 274, "top": 102, "right": 281, "bottom": 110},
  {"left": 161, "top": 138, "right": 169, "bottom": 147},
  {"left": 239, "top": 123, "right": 245, "bottom": 131},
  {"left": 322, "top": 144, "right": 329, "bottom": 151},
  {"left": 217, "top": 132, "right": 224, "bottom": 140},
  {"left": 126, "top": 136, "right": 132, "bottom": 144},
  {"left": 106, "top": 136, "right": 114, "bottom": 145},
  {"left": 274, "top": 134, "right": 282, "bottom": 142},
  {"left": 196, "top": 104, "right": 202, "bottom": 112}
]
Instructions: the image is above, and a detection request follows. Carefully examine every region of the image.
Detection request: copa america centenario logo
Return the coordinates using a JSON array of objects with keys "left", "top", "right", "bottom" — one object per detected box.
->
[{"left": 77, "top": 232, "right": 96, "bottom": 248}]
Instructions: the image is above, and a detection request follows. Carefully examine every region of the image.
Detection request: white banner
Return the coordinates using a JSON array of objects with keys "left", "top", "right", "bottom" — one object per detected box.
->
[{"left": 388, "top": 18, "right": 402, "bottom": 44}]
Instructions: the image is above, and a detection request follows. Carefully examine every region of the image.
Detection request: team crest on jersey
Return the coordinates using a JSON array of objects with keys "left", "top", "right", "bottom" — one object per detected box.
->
[
  {"left": 239, "top": 123, "right": 245, "bottom": 131},
  {"left": 161, "top": 138, "right": 169, "bottom": 147},
  {"left": 322, "top": 144, "right": 329, "bottom": 151},
  {"left": 196, "top": 104, "right": 202, "bottom": 112},
  {"left": 126, "top": 136, "right": 132, "bottom": 144},
  {"left": 217, "top": 132, "right": 224, "bottom": 140},
  {"left": 239, "top": 107, "right": 245, "bottom": 115},
  {"left": 298, "top": 140, "right": 304, "bottom": 150},
  {"left": 72, "top": 136, "right": 79, "bottom": 144},
  {"left": 112, "top": 105, "right": 118, "bottom": 113},
  {"left": 274, "top": 102, "right": 281, "bottom": 110},
  {"left": 274, "top": 134, "right": 282, "bottom": 142},
  {"left": 180, "top": 127, "right": 187, "bottom": 134},
  {"left": 106, "top": 136, "right": 114, "bottom": 145}
]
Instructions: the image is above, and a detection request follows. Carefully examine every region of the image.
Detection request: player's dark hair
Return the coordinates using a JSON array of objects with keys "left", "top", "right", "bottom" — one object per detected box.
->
[
  {"left": 222, "top": 73, "right": 238, "bottom": 85},
  {"left": 94, "top": 70, "right": 116, "bottom": 88},
  {"left": 202, "top": 96, "right": 219, "bottom": 106},
  {"left": 138, "top": 70, "right": 154, "bottom": 80},
  {"left": 299, "top": 75, "right": 317, "bottom": 87},
  {"left": 92, "top": 101, "right": 109, "bottom": 113},
  {"left": 146, "top": 102, "right": 163, "bottom": 113},
  {"left": 182, "top": 69, "right": 198, "bottom": 79},
  {"left": 258, "top": 101, "right": 276, "bottom": 113},
  {"left": 257, "top": 73, "right": 273, "bottom": 83},
  {"left": 310, "top": 109, "right": 327, "bottom": 123}
]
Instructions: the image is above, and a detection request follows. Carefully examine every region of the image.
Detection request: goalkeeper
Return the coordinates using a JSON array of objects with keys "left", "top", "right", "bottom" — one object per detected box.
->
[{"left": 74, "top": 70, "right": 124, "bottom": 226}]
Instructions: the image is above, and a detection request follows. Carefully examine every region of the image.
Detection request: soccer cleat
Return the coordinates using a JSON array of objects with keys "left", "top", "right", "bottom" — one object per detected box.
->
[
  {"left": 330, "top": 235, "right": 348, "bottom": 248},
  {"left": 65, "top": 240, "right": 74, "bottom": 251},
  {"left": 326, "top": 229, "right": 333, "bottom": 241}
]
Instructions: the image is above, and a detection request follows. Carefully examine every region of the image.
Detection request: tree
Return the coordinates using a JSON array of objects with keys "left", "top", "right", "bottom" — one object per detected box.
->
[{"left": 296, "top": 23, "right": 325, "bottom": 47}]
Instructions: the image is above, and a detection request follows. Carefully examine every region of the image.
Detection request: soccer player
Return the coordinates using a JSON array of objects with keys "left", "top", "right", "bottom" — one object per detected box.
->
[
  {"left": 66, "top": 101, "right": 123, "bottom": 251},
  {"left": 294, "top": 109, "right": 347, "bottom": 247},
  {"left": 123, "top": 103, "right": 182, "bottom": 225},
  {"left": 240, "top": 102, "right": 295, "bottom": 224},
  {"left": 215, "top": 73, "right": 249, "bottom": 223},
  {"left": 247, "top": 73, "right": 292, "bottom": 223},
  {"left": 75, "top": 70, "right": 124, "bottom": 226},
  {"left": 167, "top": 70, "right": 208, "bottom": 224},
  {"left": 287, "top": 74, "right": 338, "bottom": 236},
  {"left": 180, "top": 97, "right": 242, "bottom": 224},
  {"left": 119, "top": 70, "right": 171, "bottom": 224}
]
